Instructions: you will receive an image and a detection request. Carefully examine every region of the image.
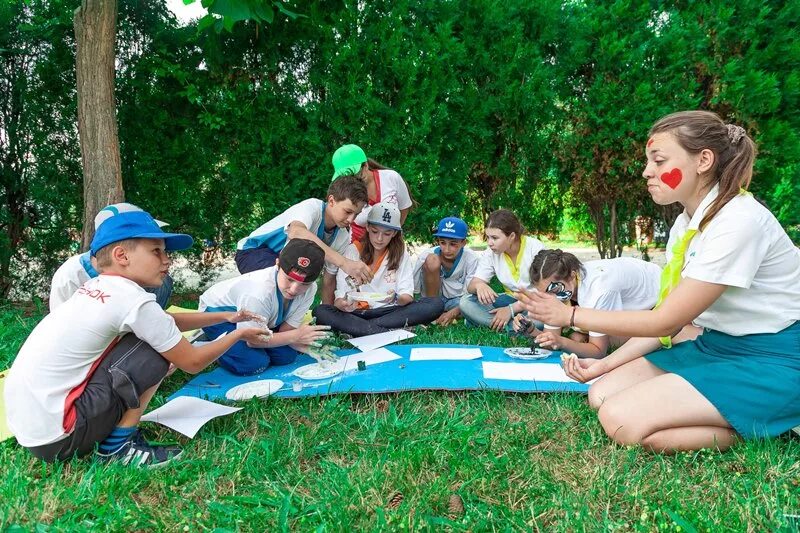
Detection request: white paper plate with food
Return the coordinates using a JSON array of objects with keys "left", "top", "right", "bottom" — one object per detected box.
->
[
  {"left": 225, "top": 379, "right": 284, "bottom": 401},
  {"left": 293, "top": 362, "right": 344, "bottom": 380},
  {"left": 503, "top": 347, "right": 553, "bottom": 360},
  {"left": 347, "top": 291, "right": 391, "bottom": 304}
]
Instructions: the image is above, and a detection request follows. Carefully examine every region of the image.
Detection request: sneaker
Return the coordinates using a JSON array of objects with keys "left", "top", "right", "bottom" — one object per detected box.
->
[{"left": 96, "top": 430, "right": 183, "bottom": 469}]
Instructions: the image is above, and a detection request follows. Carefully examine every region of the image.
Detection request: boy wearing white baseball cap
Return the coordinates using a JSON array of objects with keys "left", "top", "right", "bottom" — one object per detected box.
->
[
  {"left": 313, "top": 202, "right": 443, "bottom": 336},
  {"left": 49, "top": 203, "right": 174, "bottom": 310}
]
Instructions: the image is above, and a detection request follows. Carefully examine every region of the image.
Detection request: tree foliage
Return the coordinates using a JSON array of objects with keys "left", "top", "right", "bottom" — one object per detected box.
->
[{"left": 1, "top": 0, "right": 799, "bottom": 297}]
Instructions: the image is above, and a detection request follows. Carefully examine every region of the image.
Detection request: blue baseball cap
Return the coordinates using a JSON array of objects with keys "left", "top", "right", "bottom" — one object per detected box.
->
[
  {"left": 433, "top": 217, "right": 468, "bottom": 240},
  {"left": 90, "top": 210, "right": 194, "bottom": 256}
]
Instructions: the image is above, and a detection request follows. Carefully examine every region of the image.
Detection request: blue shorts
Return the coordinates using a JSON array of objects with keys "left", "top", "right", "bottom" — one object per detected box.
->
[{"left": 203, "top": 321, "right": 299, "bottom": 376}]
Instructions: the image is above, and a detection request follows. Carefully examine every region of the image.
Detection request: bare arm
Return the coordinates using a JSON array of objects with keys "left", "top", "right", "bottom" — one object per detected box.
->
[
  {"left": 518, "top": 278, "right": 726, "bottom": 339},
  {"left": 168, "top": 310, "right": 266, "bottom": 332},
  {"left": 321, "top": 271, "right": 336, "bottom": 305},
  {"left": 161, "top": 327, "right": 268, "bottom": 374}
]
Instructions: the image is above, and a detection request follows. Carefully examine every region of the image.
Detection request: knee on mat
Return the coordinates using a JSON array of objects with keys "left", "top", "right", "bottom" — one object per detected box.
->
[
  {"left": 423, "top": 254, "right": 441, "bottom": 272},
  {"left": 597, "top": 400, "right": 647, "bottom": 446}
]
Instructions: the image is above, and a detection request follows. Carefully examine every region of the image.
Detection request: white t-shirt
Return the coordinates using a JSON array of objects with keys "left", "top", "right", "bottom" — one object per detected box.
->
[
  {"left": 353, "top": 169, "right": 412, "bottom": 229},
  {"left": 49, "top": 253, "right": 99, "bottom": 311},
  {"left": 473, "top": 235, "right": 546, "bottom": 293},
  {"left": 577, "top": 258, "right": 662, "bottom": 337},
  {"left": 199, "top": 266, "right": 315, "bottom": 330},
  {"left": 5, "top": 275, "right": 183, "bottom": 447},
  {"left": 236, "top": 198, "right": 351, "bottom": 275},
  {"left": 335, "top": 244, "right": 414, "bottom": 308},
  {"left": 668, "top": 185, "right": 800, "bottom": 336},
  {"left": 413, "top": 246, "right": 480, "bottom": 299}
]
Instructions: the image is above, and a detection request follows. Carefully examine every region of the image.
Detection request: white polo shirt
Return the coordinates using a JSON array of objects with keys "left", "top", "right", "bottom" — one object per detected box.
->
[
  {"left": 335, "top": 244, "right": 414, "bottom": 308},
  {"left": 352, "top": 170, "right": 412, "bottom": 232},
  {"left": 413, "top": 246, "right": 480, "bottom": 299},
  {"left": 199, "top": 266, "right": 315, "bottom": 330},
  {"left": 49, "top": 253, "right": 99, "bottom": 310},
  {"left": 669, "top": 185, "right": 800, "bottom": 335},
  {"left": 236, "top": 198, "right": 351, "bottom": 274},
  {"left": 473, "top": 236, "right": 546, "bottom": 293},
  {"left": 577, "top": 258, "right": 662, "bottom": 337},
  {"left": 5, "top": 275, "right": 182, "bottom": 447}
]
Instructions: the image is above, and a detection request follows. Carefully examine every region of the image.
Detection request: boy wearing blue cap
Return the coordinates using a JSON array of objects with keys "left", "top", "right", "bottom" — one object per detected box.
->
[
  {"left": 49, "top": 203, "right": 174, "bottom": 310},
  {"left": 413, "top": 217, "right": 479, "bottom": 326},
  {"left": 4, "top": 209, "right": 270, "bottom": 468}
]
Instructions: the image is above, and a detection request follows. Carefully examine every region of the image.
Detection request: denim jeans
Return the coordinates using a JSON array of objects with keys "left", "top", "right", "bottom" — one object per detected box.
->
[
  {"left": 459, "top": 292, "right": 518, "bottom": 328},
  {"left": 313, "top": 297, "right": 444, "bottom": 337}
]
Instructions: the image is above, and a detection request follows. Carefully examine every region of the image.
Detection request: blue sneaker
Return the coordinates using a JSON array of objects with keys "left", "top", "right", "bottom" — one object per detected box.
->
[{"left": 96, "top": 430, "right": 182, "bottom": 468}]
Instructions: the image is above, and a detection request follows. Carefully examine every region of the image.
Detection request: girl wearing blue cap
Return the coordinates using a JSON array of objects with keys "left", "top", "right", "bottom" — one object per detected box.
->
[
  {"left": 520, "top": 111, "right": 800, "bottom": 453},
  {"left": 313, "top": 202, "right": 443, "bottom": 336},
  {"left": 331, "top": 144, "right": 413, "bottom": 243},
  {"left": 413, "top": 217, "right": 480, "bottom": 326}
]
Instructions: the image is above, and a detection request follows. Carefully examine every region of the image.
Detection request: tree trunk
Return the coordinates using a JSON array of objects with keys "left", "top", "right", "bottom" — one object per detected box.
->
[
  {"left": 609, "top": 201, "right": 618, "bottom": 258},
  {"left": 74, "top": 0, "right": 123, "bottom": 251}
]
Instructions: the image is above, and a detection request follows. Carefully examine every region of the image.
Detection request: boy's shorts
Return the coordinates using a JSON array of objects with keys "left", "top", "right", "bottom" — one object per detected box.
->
[{"left": 26, "top": 333, "right": 170, "bottom": 462}]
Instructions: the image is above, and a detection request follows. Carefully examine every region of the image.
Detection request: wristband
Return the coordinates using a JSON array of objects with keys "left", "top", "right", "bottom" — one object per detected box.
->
[
  {"left": 570, "top": 306, "right": 576, "bottom": 328},
  {"left": 508, "top": 304, "right": 515, "bottom": 319}
]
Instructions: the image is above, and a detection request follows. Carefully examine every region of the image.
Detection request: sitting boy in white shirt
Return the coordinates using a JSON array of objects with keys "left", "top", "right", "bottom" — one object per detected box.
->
[
  {"left": 413, "top": 217, "right": 479, "bottom": 326},
  {"left": 49, "top": 203, "right": 174, "bottom": 311},
  {"left": 4, "top": 209, "right": 270, "bottom": 468}
]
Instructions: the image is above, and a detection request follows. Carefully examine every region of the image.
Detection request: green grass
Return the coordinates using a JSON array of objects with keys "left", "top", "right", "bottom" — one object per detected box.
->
[{"left": 2, "top": 303, "right": 800, "bottom": 531}]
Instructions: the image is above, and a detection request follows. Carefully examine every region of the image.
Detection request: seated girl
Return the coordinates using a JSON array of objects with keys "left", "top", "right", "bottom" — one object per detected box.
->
[
  {"left": 313, "top": 202, "right": 443, "bottom": 336},
  {"left": 460, "top": 209, "right": 545, "bottom": 331},
  {"left": 514, "top": 249, "right": 662, "bottom": 358},
  {"left": 520, "top": 110, "right": 800, "bottom": 453}
]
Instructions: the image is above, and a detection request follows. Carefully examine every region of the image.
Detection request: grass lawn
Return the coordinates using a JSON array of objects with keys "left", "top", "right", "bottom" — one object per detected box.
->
[{"left": 2, "top": 302, "right": 800, "bottom": 531}]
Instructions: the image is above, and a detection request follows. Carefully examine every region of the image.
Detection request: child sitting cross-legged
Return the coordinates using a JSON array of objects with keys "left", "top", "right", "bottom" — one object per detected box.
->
[
  {"left": 199, "top": 238, "right": 333, "bottom": 375},
  {"left": 4, "top": 209, "right": 270, "bottom": 467},
  {"left": 413, "top": 217, "right": 479, "bottom": 326},
  {"left": 313, "top": 202, "right": 444, "bottom": 336}
]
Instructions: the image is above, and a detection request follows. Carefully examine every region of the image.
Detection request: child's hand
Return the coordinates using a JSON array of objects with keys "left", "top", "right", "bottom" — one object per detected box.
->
[
  {"left": 335, "top": 298, "right": 357, "bottom": 312},
  {"left": 476, "top": 284, "right": 498, "bottom": 306},
  {"left": 561, "top": 353, "right": 604, "bottom": 383},
  {"left": 535, "top": 330, "right": 564, "bottom": 351},
  {"left": 488, "top": 306, "right": 512, "bottom": 331},
  {"left": 237, "top": 327, "right": 273, "bottom": 346},
  {"left": 294, "top": 324, "right": 332, "bottom": 346},
  {"left": 433, "top": 308, "right": 460, "bottom": 327},
  {"left": 230, "top": 309, "right": 269, "bottom": 327},
  {"left": 343, "top": 259, "right": 374, "bottom": 285}
]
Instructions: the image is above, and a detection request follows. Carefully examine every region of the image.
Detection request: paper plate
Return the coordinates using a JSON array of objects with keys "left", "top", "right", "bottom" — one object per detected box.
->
[
  {"left": 293, "top": 362, "right": 344, "bottom": 380},
  {"left": 347, "top": 292, "right": 390, "bottom": 303},
  {"left": 503, "top": 347, "right": 553, "bottom": 360},
  {"left": 225, "top": 379, "right": 284, "bottom": 401}
]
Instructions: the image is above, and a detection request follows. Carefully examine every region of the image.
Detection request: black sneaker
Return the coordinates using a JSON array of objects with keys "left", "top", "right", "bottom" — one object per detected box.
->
[{"left": 96, "top": 430, "right": 183, "bottom": 468}]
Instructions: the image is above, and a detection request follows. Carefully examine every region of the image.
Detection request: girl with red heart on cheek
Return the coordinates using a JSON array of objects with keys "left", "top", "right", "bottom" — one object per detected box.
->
[{"left": 518, "top": 110, "right": 800, "bottom": 454}]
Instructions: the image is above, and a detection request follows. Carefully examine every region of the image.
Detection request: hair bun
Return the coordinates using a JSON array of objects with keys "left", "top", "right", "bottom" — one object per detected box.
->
[{"left": 726, "top": 124, "right": 746, "bottom": 145}]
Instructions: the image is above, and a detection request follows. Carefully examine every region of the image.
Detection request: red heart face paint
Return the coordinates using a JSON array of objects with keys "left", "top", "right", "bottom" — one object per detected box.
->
[
  {"left": 660, "top": 168, "right": 682, "bottom": 189},
  {"left": 647, "top": 138, "right": 654, "bottom": 147}
]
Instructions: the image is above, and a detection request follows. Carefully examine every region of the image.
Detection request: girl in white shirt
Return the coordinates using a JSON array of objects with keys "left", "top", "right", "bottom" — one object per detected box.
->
[
  {"left": 460, "top": 209, "right": 545, "bottom": 330},
  {"left": 313, "top": 202, "right": 443, "bottom": 336},
  {"left": 515, "top": 249, "right": 661, "bottom": 358},
  {"left": 521, "top": 110, "right": 800, "bottom": 453},
  {"left": 331, "top": 144, "right": 414, "bottom": 242}
]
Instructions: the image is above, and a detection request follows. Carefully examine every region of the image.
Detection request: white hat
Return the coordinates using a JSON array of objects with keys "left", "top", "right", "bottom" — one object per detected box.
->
[
  {"left": 94, "top": 203, "right": 169, "bottom": 230},
  {"left": 366, "top": 202, "right": 402, "bottom": 231}
]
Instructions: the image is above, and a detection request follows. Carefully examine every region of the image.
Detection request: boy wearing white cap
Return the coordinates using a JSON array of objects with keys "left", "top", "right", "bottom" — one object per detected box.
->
[
  {"left": 413, "top": 217, "right": 479, "bottom": 326},
  {"left": 49, "top": 203, "right": 174, "bottom": 310},
  {"left": 313, "top": 202, "right": 443, "bottom": 336},
  {"left": 5, "top": 208, "right": 270, "bottom": 467}
]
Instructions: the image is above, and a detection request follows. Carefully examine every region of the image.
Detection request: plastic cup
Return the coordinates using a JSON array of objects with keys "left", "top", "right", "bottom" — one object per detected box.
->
[{"left": 292, "top": 380, "right": 303, "bottom": 392}]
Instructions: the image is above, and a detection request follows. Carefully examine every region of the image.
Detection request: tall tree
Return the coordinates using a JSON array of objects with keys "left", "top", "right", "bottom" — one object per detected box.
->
[{"left": 73, "top": 0, "right": 123, "bottom": 250}]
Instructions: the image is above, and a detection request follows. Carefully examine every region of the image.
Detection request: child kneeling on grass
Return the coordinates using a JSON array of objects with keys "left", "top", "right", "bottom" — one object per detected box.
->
[
  {"left": 313, "top": 202, "right": 443, "bottom": 336},
  {"left": 4, "top": 210, "right": 270, "bottom": 467},
  {"left": 514, "top": 249, "right": 662, "bottom": 358},
  {"left": 413, "top": 217, "right": 479, "bottom": 326},
  {"left": 199, "top": 238, "right": 332, "bottom": 375}
]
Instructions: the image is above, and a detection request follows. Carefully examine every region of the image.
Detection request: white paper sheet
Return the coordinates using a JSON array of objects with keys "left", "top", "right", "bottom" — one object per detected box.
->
[
  {"left": 409, "top": 347, "right": 483, "bottom": 361},
  {"left": 333, "top": 347, "right": 402, "bottom": 371},
  {"left": 141, "top": 396, "right": 242, "bottom": 438},
  {"left": 482, "top": 362, "right": 587, "bottom": 383},
  {"left": 346, "top": 330, "right": 416, "bottom": 352}
]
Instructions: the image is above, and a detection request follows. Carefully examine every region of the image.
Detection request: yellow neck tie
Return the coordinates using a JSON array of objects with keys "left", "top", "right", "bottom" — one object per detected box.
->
[{"left": 655, "top": 229, "right": 697, "bottom": 348}]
